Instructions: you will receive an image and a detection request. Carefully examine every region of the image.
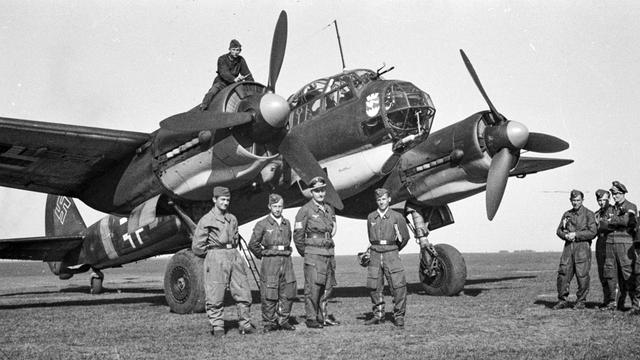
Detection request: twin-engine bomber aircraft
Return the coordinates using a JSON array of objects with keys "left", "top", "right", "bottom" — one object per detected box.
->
[{"left": 0, "top": 11, "right": 571, "bottom": 313}]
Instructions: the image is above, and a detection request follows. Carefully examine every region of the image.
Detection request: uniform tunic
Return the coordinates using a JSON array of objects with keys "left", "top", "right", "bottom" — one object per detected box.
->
[
  {"left": 248, "top": 215, "right": 296, "bottom": 327},
  {"left": 294, "top": 199, "right": 337, "bottom": 323},
  {"left": 595, "top": 204, "right": 614, "bottom": 304},
  {"left": 604, "top": 200, "right": 638, "bottom": 308},
  {"left": 366, "top": 209, "right": 411, "bottom": 320},
  {"left": 200, "top": 54, "right": 254, "bottom": 110},
  {"left": 192, "top": 209, "right": 252, "bottom": 331},
  {"left": 555, "top": 205, "right": 597, "bottom": 303}
]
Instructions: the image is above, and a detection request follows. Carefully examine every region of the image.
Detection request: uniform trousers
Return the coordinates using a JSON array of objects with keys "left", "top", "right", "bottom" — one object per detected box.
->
[
  {"left": 557, "top": 241, "right": 591, "bottom": 303},
  {"left": 367, "top": 249, "right": 407, "bottom": 320},
  {"left": 303, "top": 253, "right": 336, "bottom": 322},
  {"left": 604, "top": 242, "right": 635, "bottom": 307},
  {"left": 260, "top": 256, "right": 297, "bottom": 327},
  {"left": 204, "top": 249, "right": 252, "bottom": 330}
]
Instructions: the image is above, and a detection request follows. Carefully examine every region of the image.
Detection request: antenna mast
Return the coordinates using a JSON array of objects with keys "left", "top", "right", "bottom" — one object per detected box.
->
[{"left": 332, "top": 20, "right": 346, "bottom": 70}]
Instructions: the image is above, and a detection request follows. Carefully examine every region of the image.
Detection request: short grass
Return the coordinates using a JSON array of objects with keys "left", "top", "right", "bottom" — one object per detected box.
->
[{"left": 0, "top": 252, "right": 639, "bottom": 359}]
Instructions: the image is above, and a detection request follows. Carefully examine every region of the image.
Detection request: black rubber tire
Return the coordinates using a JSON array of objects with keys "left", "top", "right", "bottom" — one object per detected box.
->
[
  {"left": 419, "top": 243, "right": 466, "bottom": 296},
  {"left": 163, "top": 249, "right": 206, "bottom": 314},
  {"left": 90, "top": 276, "right": 103, "bottom": 295}
]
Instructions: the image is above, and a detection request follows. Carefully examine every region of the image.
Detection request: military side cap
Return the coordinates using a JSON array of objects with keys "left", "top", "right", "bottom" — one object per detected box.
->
[
  {"left": 229, "top": 39, "right": 242, "bottom": 49},
  {"left": 308, "top": 176, "right": 327, "bottom": 190},
  {"left": 374, "top": 188, "right": 390, "bottom": 199},
  {"left": 268, "top": 193, "right": 283, "bottom": 205},
  {"left": 610, "top": 181, "right": 628, "bottom": 194},
  {"left": 570, "top": 189, "right": 584, "bottom": 199},
  {"left": 595, "top": 189, "right": 610, "bottom": 199},
  {"left": 213, "top": 186, "right": 230, "bottom": 197}
]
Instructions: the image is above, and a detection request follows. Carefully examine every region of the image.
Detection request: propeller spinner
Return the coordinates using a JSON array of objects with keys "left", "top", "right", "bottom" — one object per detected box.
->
[
  {"left": 162, "top": 11, "right": 343, "bottom": 209},
  {"left": 459, "top": 50, "right": 569, "bottom": 220}
]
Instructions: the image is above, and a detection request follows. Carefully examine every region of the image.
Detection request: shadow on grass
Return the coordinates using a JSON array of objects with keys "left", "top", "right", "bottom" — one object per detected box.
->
[
  {"left": 0, "top": 294, "right": 167, "bottom": 310},
  {"left": 0, "top": 275, "right": 538, "bottom": 310},
  {"left": 534, "top": 299, "right": 604, "bottom": 310},
  {"left": 0, "top": 286, "right": 164, "bottom": 297}
]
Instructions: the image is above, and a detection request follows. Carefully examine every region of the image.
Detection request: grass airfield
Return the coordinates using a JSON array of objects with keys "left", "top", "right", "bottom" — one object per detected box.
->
[{"left": 0, "top": 252, "right": 639, "bottom": 359}]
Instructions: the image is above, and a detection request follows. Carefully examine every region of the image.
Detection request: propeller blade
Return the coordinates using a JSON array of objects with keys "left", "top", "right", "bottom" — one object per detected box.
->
[
  {"left": 459, "top": 49, "right": 505, "bottom": 125},
  {"left": 159, "top": 111, "right": 253, "bottom": 132},
  {"left": 486, "top": 148, "right": 514, "bottom": 220},
  {"left": 278, "top": 133, "right": 344, "bottom": 210},
  {"left": 267, "top": 11, "right": 288, "bottom": 92},
  {"left": 523, "top": 132, "right": 570, "bottom": 153}
]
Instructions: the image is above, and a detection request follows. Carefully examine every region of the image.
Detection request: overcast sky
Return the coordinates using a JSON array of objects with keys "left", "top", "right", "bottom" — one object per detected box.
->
[{"left": 0, "top": 1, "right": 639, "bottom": 256}]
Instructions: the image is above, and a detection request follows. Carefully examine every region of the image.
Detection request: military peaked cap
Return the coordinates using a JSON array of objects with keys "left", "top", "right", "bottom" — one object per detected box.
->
[
  {"left": 610, "top": 181, "right": 628, "bottom": 194},
  {"left": 308, "top": 176, "right": 327, "bottom": 190}
]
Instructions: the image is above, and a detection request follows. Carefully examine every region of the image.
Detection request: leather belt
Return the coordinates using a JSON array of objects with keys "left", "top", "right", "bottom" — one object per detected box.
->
[
  {"left": 306, "top": 232, "right": 330, "bottom": 239},
  {"left": 264, "top": 245, "right": 291, "bottom": 251},
  {"left": 210, "top": 244, "right": 236, "bottom": 250},
  {"left": 370, "top": 240, "right": 396, "bottom": 245}
]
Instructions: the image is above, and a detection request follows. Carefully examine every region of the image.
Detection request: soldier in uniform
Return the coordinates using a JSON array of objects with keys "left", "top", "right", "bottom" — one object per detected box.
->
[
  {"left": 199, "top": 39, "right": 254, "bottom": 111},
  {"left": 594, "top": 189, "right": 614, "bottom": 308},
  {"left": 248, "top": 194, "right": 297, "bottom": 332},
  {"left": 363, "top": 188, "right": 411, "bottom": 327},
  {"left": 192, "top": 186, "right": 254, "bottom": 337},
  {"left": 553, "top": 189, "right": 597, "bottom": 310},
  {"left": 293, "top": 176, "right": 340, "bottom": 328},
  {"left": 603, "top": 181, "right": 638, "bottom": 312}
]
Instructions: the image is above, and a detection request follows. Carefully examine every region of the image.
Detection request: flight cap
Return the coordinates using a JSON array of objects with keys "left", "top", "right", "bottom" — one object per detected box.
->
[
  {"left": 213, "top": 186, "right": 231, "bottom": 197},
  {"left": 595, "top": 189, "right": 610, "bottom": 200},
  {"left": 229, "top": 39, "right": 242, "bottom": 49}
]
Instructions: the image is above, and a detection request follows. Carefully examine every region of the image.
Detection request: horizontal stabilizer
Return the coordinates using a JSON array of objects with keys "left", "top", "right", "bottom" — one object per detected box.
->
[
  {"left": 0, "top": 235, "right": 84, "bottom": 261},
  {"left": 510, "top": 157, "right": 573, "bottom": 177}
]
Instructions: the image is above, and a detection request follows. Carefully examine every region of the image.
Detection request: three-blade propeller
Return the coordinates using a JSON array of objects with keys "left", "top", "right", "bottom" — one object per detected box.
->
[
  {"left": 460, "top": 50, "right": 569, "bottom": 220},
  {"left": 161, "top": 10, "right": 343, "bottom": 210}
]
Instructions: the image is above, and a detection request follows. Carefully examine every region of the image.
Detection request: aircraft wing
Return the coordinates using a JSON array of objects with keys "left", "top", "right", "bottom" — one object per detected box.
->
[
  {"left": 0, "top": 117, "right": 150, "bottom": 195},
  {"left": 0, "top": 235, "right": 84, "bottom": 261},
  {"left": 510, "top": 157, "right": 573, "bottom": 177}
]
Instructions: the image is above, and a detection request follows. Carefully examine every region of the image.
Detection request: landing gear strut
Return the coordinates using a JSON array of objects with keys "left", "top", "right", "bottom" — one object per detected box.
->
[
  {"left": 90, "top": 269, "right": 104, "bottom": 294},
  {"left": 405, "top": 207, "right": 467, "bottom": 296}
]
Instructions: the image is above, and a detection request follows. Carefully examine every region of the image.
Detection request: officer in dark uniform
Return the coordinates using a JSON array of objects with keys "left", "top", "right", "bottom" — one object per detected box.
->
[
  {"left": 293, "top": 176, "right": 339, "bottom": 328},
  {"left": 364, "top": 188, "right": 411, "bottom": 327},
  {"left": 594, "top": 189, "right": 614, "bottom": 308},
  {"left": 248, "top": 194, "right": 297, "bottom": 332},
  {"left": 192, "top": 186, "right": 254, "bottom": 337},
  {"left": 553, "top": 189, "right": 597, "bottom": 310},
  {"left": 199, "top": 39, "right": 254, "bottom": 111},
  {"left": 603, "top": 181, "right": 638, "bottom": 312}
]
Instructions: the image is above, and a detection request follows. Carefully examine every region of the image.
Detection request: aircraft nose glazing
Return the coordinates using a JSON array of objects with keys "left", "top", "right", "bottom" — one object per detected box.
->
[
  {"left": 506, "top": 121, "right": 529, "bottom": 149},
  {"left": 260, "top": 93, "right": 290, "bottom": 129}
]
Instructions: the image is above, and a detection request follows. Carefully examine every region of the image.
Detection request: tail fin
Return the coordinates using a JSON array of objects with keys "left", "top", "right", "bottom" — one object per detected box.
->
[
  {"left": 45, "top": 195, "right": 86, "bottom": 237},
  {"left": 45, "top": 195, "right": 87, "bottom": 279}
]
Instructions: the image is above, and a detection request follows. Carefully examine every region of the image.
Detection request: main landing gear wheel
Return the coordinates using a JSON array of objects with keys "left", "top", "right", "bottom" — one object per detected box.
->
[
  {"left": 90, "top": 269, "right": 104, "bottom": 295},
  {"left": 419, "top": 243, "right": 466, "bottom": 296},
  {"left": 164, "top": 249, "right": 206, "bottom": 314}
]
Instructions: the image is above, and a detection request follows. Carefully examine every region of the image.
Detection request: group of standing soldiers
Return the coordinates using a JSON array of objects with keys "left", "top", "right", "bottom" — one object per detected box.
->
[
  {"left": 191, "top": 177, "right": 414, "bottom": 336},
  {"left": 553, "top": 181, "right": 639, "bottom": 312}
]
